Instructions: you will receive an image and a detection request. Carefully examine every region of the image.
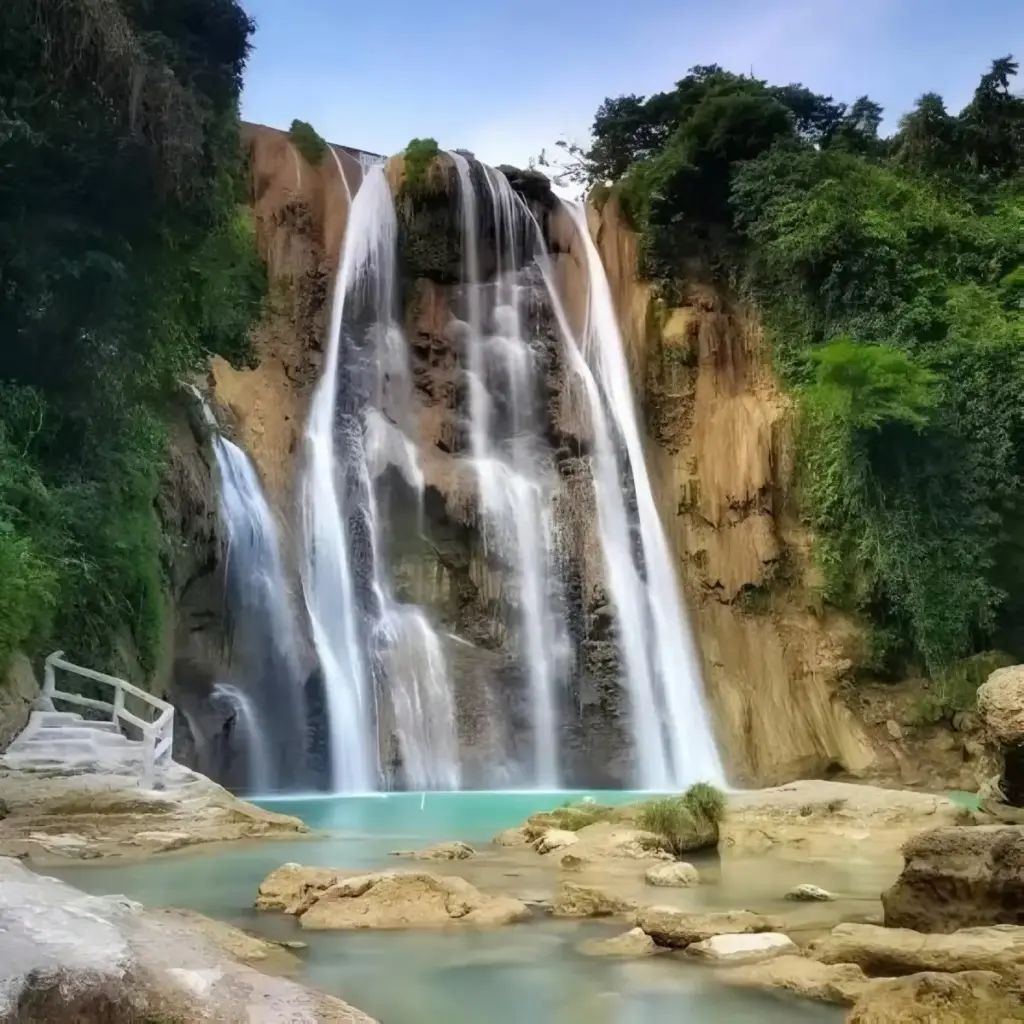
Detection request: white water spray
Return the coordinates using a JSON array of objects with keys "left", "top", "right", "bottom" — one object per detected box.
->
[{"left": 212, "top": 682, "right": 273, "bottom": 794}]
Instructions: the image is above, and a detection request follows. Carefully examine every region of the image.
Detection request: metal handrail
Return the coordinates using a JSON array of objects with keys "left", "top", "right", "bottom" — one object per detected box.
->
[{"left": 41, "top": 650, "right": 174, "bottom": 789}]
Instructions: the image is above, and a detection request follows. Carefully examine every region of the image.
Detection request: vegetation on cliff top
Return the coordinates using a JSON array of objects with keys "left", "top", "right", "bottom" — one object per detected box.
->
[
  {"left": 0, "top": 0, "right": 265, "bottom": 676},
  {"left": 402, "top": 137, "right": 442, "bottom": 195},
  {"left": 288, "top": 119, "right": 329, "bottom": 166},
  {"left": 565, "top": 59, "right": 1023, "bottom": 686}
]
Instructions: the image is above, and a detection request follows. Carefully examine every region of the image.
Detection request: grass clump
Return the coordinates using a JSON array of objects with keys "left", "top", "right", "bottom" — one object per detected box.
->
[
  {"left": 288, "top": 119, "right": 328, "bottom": 166},
  {"left": 637, "top": 782, "right": 727, "bottom": 858},
  {"left": 402, "top": 137, "right": 441, "bottom": 195}
]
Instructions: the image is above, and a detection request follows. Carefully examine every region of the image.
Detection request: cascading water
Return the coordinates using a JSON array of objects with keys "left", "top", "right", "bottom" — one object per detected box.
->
[
  {"left": 212, "top": 433, "right": 306, "bottom": 791},
  {"left": 210, "top": 682, "right": 272, "bottom": 795},
  {"left": 540, "top": 204, "right": 724, "bottom": 790},
  {"left": 301, "top": 166, "right": 459, "bottom": 792},
  {"left": 449, "top": 154, "right": 569, "bottom": 788}
]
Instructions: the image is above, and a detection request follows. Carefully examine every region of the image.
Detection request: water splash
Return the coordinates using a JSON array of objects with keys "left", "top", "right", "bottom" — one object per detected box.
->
[{"left": 211, "top": 682, "right": 273, "bottom": 795}]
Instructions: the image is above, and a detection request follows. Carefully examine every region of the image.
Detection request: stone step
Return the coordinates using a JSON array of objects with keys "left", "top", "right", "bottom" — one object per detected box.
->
[{"left": 32, "top": 711, "right": 86, "bottom": 727}]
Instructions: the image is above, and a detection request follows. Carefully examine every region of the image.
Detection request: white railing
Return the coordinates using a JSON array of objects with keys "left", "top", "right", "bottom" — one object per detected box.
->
[{"left": 41, "top": 650, "right": 174, "bottom": 789}]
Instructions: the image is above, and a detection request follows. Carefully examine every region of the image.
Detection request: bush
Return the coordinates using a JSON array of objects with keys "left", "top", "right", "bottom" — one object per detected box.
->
[
  {"left": 637, "top": 782, "right": 726, "bottom": 857},
  {"left": 288, "top": 119, "right": 328, "bottom": 166},
  {"left": 402, "top": 137, "right": 441, "bottom": 195}
]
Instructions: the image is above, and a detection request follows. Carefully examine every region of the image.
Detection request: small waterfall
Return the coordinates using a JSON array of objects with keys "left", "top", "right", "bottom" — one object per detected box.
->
[
  {"left": 213, "top": 435, "right": 306, "bottom": 790},
  {"left": 211, "top": 682, "right": 273, "bottom": 795},
  {"left": 301, "top": 166, "right": 459, "bottom": 792},
  {"left": 450, "top": 154, "right": 569, "bottom": 788}
]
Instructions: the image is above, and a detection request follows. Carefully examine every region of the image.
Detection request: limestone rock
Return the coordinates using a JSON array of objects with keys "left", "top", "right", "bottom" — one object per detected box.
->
[
  {"left": 645, "top": 862, "right": 700, "bottom": 887},
  {"left": 809, "top": 922, "right": 1024, "bottom": 976},
  {"left": 493, "top": 827, "right": 530, "bottom": 847},
  {"left": 151, "top": 908, "right": 299, "bottom": 967},
  {"left": 534, "top": 829, "right": 578, "bottom": 854},
  {"left": 0, "top": 654, "right": 38, "bottom": 754},
  {"left": 847, "top": 970, "right": 1019, "bottom": 1023},
  {"left": 389, "top": 840, "right": 475, "bottom": 861},
  {"left": 637, "top": 907, "right": 776, "bottom": 949},
  {"left": 559, "top": 852, "right": 587, "bottom": 871},
  {"left": 571, "top": 822, "right": 672, "bottom": 860},
  {"left": 256, "top": 863, "right": 345, "bottom": 914},
  {"left": 295, "top": 871, "right": 531, "bottom": 930},
  {"left": 723, "top": 955, "right": 870, "bottom": 1005},
  {"left": 578, "top": 927, "right": 660, "bottom": 958},
  {"left": 721, "top": 780, "right": 963, "bottom": 856},
  {"left": 552, "top": 881, "right": 637, "bottom": 918},
  {"left": 0, "top": 856, "right": 373, "bottom": 1022},
  {"left": 883, "top": 826, "right": 1024, "bottom": 932},
  {"left": 686, "top": 932, "right": 797, "bottom": 965},
  {"left": 785, "top": 883, "right": 837, "bottom": 902},
  {"left": 977, "top": 667, "right": 1024, "bottom": 745}
]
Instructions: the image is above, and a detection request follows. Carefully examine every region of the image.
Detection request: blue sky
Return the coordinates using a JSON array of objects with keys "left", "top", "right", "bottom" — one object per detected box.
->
[{"left": 241, "top": 0, "right": 1022, "bottom": 171}]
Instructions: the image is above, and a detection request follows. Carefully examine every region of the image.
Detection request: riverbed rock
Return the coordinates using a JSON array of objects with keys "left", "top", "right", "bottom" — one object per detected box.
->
[
  {"left": 720, "top": 780, "right": 962, "bottom": 856},
  {"left": 977, "top": 667, "right": 1024, "bottom": 746},
  {"left": 389, "top": 840, "right": 475, "bottom": 860},
  {"left": 645, "top": 861, "right": 700, "bottom": 887},
  {"left": 846, "top": 970, "right": 1021, "bottom": 1023},
  {"left": 570, "top": 822, "right": 672, "bottom": 860},
  {"left": 493, "top": 826, "right": 530, "bottom": 847},
  {"left": 686, "top": 932, "right": 797, "bottom": 965},
  {"left": 552, "top": 881, "right": 637, "bottom": 918},
  {"left": 882, "top": 825, "right": 1024, "bottom": 932},
  {"left": 578, "top": 927, "right": 660, "bottom": 958},
  {"left": 809, "top": 922, "right": 1024, "bottom": 977},
  {"left": 0, "top": 759, "right": 307, "bottom": 862},
  {"left": 785, "top": 883, "right": 837, "bottom": 902},
  {"left": 637, "top": 907, "right": 777, "bottom": 949},
  {"left": 0, "top": 856, "right": 373, "bottom": 1022},
  {"left": 296, "top": 871, "right": 531, "bottom": 930},
  {"left": 722, "top": 955, "right": 871, "bottom": 1004},
  {"left": 151, "top": 908, "right": 301, "bottom": 968},
  {"left": 534, "top": 829, "right": 578, "bottom": 854},
  {"left": 257, "top": 863, "right": 347, "bottom": 914}
]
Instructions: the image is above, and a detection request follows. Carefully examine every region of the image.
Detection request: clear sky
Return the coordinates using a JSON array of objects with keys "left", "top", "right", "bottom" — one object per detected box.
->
[{"left": 241, "top": 0, "right": 1022, "bottom": 171}]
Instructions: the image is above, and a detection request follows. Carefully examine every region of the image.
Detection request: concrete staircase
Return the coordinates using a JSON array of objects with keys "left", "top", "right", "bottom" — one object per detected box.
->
[{"left": 2, "top": 710, "right": 150, "bottom": 776}]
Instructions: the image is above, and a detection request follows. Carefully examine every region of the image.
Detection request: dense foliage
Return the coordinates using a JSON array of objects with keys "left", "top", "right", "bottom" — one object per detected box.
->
[
  {"left": 572, "top": 60, "right": 1024, "bottom": 683},
  {"left": 288, "top": 119, "right": 328, "bottom": 166},
  {"left": 0, "top": 0, "right": 265, "bottom": 675}
]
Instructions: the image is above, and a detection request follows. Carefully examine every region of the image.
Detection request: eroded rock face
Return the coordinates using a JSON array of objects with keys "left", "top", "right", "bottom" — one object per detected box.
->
[
  {"left": 0, "top": 655, "right": 38, "bottom": 755},
  {"left": 882, "top": 826, "right": 1024, "bottom": 932},
  {"left": 637, "top": 907, "right": 776, "bottom": 949},
  {"left": 977, "top": 666, "right": 1024, "bottom": 807},
  {"left": 0, "top": 857, "right": 373, "bottom": 1022},
  {"left": 809, "top": 922, "right": 1024, "bottom": 977},
  {"left": 846, "top": 970, "right": 1021, "bottom": 1024},
  {"left": 259, "top": 868, "right": 530, "bottom": 931}
]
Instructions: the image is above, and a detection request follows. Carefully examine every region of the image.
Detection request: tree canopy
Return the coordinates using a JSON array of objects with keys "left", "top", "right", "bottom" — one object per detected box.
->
[
  {"left": 573, "top": 59, "right": 1024, "bottom": 686},
  {"left": 0, "top": 0, "right": 265, "bottom": 674}
]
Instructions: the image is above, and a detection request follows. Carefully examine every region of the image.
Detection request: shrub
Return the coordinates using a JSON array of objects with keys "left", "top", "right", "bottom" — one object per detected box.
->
[
  {"left": 288, "top": 119, "right": 328, "bottom": 166},
  {"left": 402, "top": 137, "right": 441, "bottom": 195},
  {"left": 637, "top": 782, "right": 726, "bottom": 857}
]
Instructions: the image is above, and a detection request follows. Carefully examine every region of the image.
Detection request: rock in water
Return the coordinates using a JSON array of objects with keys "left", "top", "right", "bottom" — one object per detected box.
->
[
  {"left": 293, "top": 871, "right": 530, "bottom": 930},
  {"left": 552, "top": 882, "right": 637, "bottom": 918},
  {"left": 256, "top": 863, "right": 347, "bottom": 914},
  {"left": 686, "top": 932, "right": 797, "bottom": 965},
  {"left": 533, "top": 829, "right": 578, "bottom": 854},
  {"left": 785, "top": 883, "right": 837, "bottom": 902},
  {"left": 637, "top": 907, "right": 776, "bottom": 949},
  {"left": 722, "top": 955, "right": 870, "bottom": 1005},
  {"left": 645, "top": 862, "right": 700, "bottom": 887},
  {"left": 578, "top": 927, "right": 660, "bottom": 958},
  {"left": 882, "top": 825, "right": 1024, "bottom": 931},
  {"left": 389, "top": 841, "right": 475, "bottom": 860},
  {"left": 847, "top": 970, "right": 1015, "bottom": 1023}
]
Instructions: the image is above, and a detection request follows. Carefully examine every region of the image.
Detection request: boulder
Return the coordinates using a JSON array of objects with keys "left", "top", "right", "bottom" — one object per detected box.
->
[
  {"left": 0, "top": 856, "right": 373, "bottom": 1022},
  {"left": 569, "top": 822, "right": 671, "bottom": 860},
  {"left": 0, "top": 654, "right": 38, "bottom": 754},
  {"left": 645, "top": 862, "right": 700, "bottom": 887},
  {"left": 493, "top": 826, "right": 530, "bottom": 847},
  {"left": 882, "top": 826, "right": 1024, "bottom": 932},
  {"left": 389, "top": 840, "right": 475, "bottom": 861},
  {"left": 785, "top": 884, "right": 837, "bottom": 902},
  {"left": 552, "top": 881, "right": 636, "bottom": 918},
  {"left": 533, "top": 829, "right": 578, "bottom": 854},
  {"left": 977, "top": 667, "right": 1024, "bottom": 746},
  {"left": 809, "top": 922, "right": 1024, "bottom": 977},
  {"left": 722, "top": 955, "right": 871, "bottom": 1005},
  {"left": 578, "top": 927, "right": 660, "bottom": 958},
  {"left": 637, "top": 907, "right": 776, "bottom": 949},
  {"left": 686, "top": 932, "right": 797, "bottom": 965},
  {"left": 296, "top": 871, "right": 531, "bottom": 931},
  {"left": 847, "top": 970, "right": 1020, "bottom": 1023},
  {"left": 720, "top": 780, "right": 963, "bottom": 856},
  {"left": 256, "top": 863, "right": 345, "bottom": 914}
]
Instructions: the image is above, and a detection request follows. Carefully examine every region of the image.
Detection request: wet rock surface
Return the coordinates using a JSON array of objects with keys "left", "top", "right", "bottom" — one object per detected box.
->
[
  {"left": 577, "top": 926, "right": 661, "bottom": 958},
  {"left": 722, "top": 955, "right": 872, "bottom": 1005},
  {"left": 637, "top": 907, "right": 777, "bottom": 949},
  {"left": 686, "top": 931, "right": 797, "bottom": 964},
  {"left": 846, "top": 970, "right": 1024, "bottom": 1023}
]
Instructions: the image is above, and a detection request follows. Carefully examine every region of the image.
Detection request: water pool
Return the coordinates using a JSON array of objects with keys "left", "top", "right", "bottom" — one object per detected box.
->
[{"left": 54, "top": 791, "right": 845, "bottom": 1024}]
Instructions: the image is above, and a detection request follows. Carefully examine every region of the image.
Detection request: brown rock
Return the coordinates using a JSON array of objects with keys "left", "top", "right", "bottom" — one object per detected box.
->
[
  {"left": 637, "top": 907, "right": 776, "bottom": 949},
  {"left": 723, "top": 955, "right": 870, "bottom": 1005},
  {"left": 810, "top": 922, "right": 1024, "bottom": 977},
  {"left": 297, "top": 871, "right": 530, "bottom": 930},
  {"left": 847, "top": 970, "right": 1022, "bottom": 1023},
  {"left": 552, "top": 882, "right": 637, "bottom": 919},
  {"left": 883, "top": 826, "right": 1024, "bottom": 932},
  {"left": 570, "top": 822, "right": 672, "bottom": 860},
  {"left": 977, "top": 667, "right": 1024, "bottom": 746},
  {"left": 578, "top": 927, "right": 660, "bottom": 958},
  {"left": 0, "top": 654, "right": 38, "bottom": 754},
  {"left": 533, "top": 829, "right": 578, "bottom": 854},
  {"left": 645, "top": 862, "right": 700, "bottom": 887},
  {"left": 389, "top": 840, "right": 475, "bottom": 861},
  {"left": 492, "top": 827, "right": 530, "bottom": 847},
  {"left": 256, "top": 863, "right": 345, "bottom": 914}
]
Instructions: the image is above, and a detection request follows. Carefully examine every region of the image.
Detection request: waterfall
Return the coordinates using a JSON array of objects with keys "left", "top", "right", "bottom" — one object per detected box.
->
[
  {"left": 211, "top": 682, "right": 273, "bottom": 795},
  {"left": 544, "top": 204, "right": 724, "bottom": 790},
  {"left": 212, "top": 434, "right": 306, "bottom": 790},
  {"left": 301, "top": 166, "right": 459, "bottom": 792},
  {"left": 450, "top": 154, "right": 569, "bottom": 788}
]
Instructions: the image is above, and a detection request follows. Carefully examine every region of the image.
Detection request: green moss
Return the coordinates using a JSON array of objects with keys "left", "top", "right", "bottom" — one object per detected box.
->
[{"left": 288, "top": 119, "right": 328, "bottom": 166}]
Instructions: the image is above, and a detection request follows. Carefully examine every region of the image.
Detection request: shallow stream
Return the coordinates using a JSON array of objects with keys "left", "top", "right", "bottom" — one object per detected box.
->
[{"left": 54, "top": 791, "right": 865, "bottom": 1023}]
